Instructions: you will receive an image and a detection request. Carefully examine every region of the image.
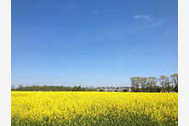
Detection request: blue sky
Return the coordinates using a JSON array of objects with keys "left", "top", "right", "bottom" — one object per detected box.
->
[{"left": 12, "top": 0, "right": 178, "bottom": 87}]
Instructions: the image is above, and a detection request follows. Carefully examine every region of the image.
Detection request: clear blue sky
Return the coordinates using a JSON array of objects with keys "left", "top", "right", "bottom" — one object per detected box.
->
[{"left": 12, "top": 0, "right": 178, "bottom": 87}]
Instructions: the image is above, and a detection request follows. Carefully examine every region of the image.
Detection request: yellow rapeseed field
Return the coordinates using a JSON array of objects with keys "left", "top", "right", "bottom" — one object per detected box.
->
[{"left": 11, "top": 92, "right": 178, "bottom": 126}]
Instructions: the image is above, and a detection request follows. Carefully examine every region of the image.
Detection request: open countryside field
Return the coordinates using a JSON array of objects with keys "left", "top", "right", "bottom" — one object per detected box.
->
[{"left": 11, "top": 92, "right": 178, "bottom": 126}]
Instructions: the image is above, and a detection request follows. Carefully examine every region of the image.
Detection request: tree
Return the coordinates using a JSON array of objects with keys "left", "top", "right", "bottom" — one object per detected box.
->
[
  {"left": 130, "top": 77, "right": 147, "bottom": 92},
  {"left": 140, "top": 77, "right": 147, "bottom": 89},
  {"left": 170, "top": 73, "right": 178, "bottom": 92},
  {"left": 130, "top": 77, "right": 140, "bottom": 92},
  {"left": 146, "top": 77, "right": 157, "bottom": 92},
  {"left": 159, "top": 75, "right": 170, "bottom": 92},
  {"left": 129, "top": 74, "right": 178, "bottom": 92}
]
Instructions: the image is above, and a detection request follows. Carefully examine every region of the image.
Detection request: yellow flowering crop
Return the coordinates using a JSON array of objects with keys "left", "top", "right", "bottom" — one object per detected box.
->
[{"left": 11, "top": 92, "right": 178, "bottom": 126}]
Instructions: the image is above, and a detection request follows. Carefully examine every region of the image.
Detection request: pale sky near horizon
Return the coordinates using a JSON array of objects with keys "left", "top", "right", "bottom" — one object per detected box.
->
[{"left": 12, "top": 0, "right": 178, "bottom": 87}]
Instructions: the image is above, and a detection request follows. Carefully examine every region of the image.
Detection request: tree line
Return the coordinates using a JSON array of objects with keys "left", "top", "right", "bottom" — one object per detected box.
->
[
  {"left": 11, "top": 73, "right": 178, "bottom": 92},
  {"left": 11, "top": 85, "right": 96, "bottom": 91},
  {"left": 130, "top": 73, "right": 178, "bottom": 92}
]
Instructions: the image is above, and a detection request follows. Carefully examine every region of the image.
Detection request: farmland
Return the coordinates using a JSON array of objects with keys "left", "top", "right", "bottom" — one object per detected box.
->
[{"left": 11, "top": 92, "right": 178, "bottom": 126}]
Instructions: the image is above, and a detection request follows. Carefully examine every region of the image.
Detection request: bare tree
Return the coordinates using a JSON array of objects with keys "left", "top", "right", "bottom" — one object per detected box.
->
[
  {"left": 130, "top": 77, "right": 140, "bottom": 91},
  {"left": 159, "top": 75, "right": 170, "bottom": 92},
  {"left": 170, "top": 73, "right": 178, "bottom": 92},
  {"left": 140, "top": 77, "right": 147, "bottom": 89},
  {"left": 146, "top": 77, "right": 157, "bottom": 91}
]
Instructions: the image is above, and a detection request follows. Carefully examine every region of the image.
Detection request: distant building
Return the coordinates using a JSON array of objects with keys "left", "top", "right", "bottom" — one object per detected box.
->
[{"left": 97, "top": 86, "right": 131, "bottom": 92}]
